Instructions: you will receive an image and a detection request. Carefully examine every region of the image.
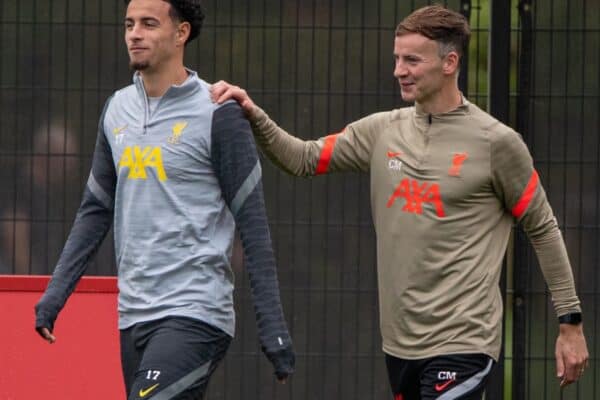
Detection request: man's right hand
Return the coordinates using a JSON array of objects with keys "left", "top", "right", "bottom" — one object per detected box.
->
[
  {"left": 210, "top": 80, "right": 256, "bottom": 113},
  {"left": 264, "top": 345, "right": 295, "bottom": 384},
  {"left": 36, "top": 327, "right": 57, "bottom": 344},
  {"left": 35, "top": 301, "right": 58, "bottom": 344}
]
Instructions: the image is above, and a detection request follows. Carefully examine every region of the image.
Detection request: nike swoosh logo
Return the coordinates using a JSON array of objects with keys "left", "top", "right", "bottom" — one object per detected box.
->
[
  {"left": 435, "top": 380, "right": 455, "bottom": 392},
  {"left": 139, "top": 383, "right": 159, "bottom": 397},
  {"left": 387, "top": 151, "right": 402, "bottom": 158},
  {"left": 113, "top": 125, "right": 128, "bottom": 135}
]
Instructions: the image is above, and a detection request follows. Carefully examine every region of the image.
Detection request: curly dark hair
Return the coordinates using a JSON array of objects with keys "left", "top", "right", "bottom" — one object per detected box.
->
[{"left": 124, "top": 0, "right": 205, "bottom": 44}]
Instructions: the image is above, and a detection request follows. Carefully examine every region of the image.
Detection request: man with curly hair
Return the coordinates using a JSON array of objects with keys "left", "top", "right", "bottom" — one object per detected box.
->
[
  {"left": 211, "top": 4, "right": 588, "bottom": 399},
  {"left": 34, "top": 0, "right": 295, "bottom": 398}
]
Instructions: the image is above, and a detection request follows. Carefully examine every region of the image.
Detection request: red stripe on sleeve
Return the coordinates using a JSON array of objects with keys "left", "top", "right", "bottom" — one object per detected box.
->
[
  {"left": 511, "top": 170, "right": 539, "bottom": 219},
  {"left": 314, "top": 132, "right": 342, "bottom": 175}
]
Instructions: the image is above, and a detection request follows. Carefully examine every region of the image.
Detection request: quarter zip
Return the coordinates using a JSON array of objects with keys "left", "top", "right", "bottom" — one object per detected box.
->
[
  {"left": 142, "top": 88, "right": 166, "bottom": 134},
  {"left": 133, "top": 69, "right": 200, "bottom": 135},
  {"left": 134, "top": 74, "right": 151, "bottom": 135},
  {"left": 410, "top": 110, "right": 433, "bottom": 167},
  {"left": 143, "top": 91, "right": 150, "bottom": 135},
  {"left": 420, "top": 116, "right": 431, "bottom": 166}
]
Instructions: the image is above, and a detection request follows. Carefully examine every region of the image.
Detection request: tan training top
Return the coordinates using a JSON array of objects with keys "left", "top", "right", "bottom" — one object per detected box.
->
[{"left": 248, "top": 98, "right": 581, "bottom": 360}]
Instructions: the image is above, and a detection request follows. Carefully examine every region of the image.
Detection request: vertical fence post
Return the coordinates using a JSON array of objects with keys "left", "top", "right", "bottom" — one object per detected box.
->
[
  {"left": 458, "top": 0, "right": 471, "bottom": 95},
  {"left": 489, "top": 0, "right": 511, "bottom": 121},
  {"left": 488, "top": 1, "right": 511, "bottom": 399},
  {"left": 512, "top": 1, "right": 533, "bottom": 400}
]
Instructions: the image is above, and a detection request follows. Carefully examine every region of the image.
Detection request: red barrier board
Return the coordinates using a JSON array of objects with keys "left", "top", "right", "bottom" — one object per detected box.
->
[{"left": 0, "top": 275, "right": 126, "bottom": 399}]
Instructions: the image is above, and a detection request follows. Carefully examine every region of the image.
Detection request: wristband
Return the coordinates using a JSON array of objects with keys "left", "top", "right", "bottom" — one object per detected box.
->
[{"left": 558, "top": 312, "right": 582, "bottom": 325}]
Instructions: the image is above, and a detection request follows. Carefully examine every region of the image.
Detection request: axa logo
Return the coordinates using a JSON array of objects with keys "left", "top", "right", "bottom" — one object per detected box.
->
[
  {"left": 119, "top": 146, "right": 167, "bottom": 181},
  {"left": 448, "top": 152, "right": 468, "bottom": 176},
  {"left": 386, "top": 178, "right": 445, "bottom": 217},
  {"left": 168, "top": 121, "right": 188, "bottom": 144}
]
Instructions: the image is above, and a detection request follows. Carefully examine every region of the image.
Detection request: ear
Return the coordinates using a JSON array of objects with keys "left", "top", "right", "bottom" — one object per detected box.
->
[
  {"left": 442, "top": 51, "right": 460, "bottom": 76},
  {"left": 176, "top": 21, "right": 191, "bottom": 46}
]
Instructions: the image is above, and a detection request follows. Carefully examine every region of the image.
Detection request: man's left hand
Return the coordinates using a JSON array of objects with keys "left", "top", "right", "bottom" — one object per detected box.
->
[{"left": 555, "top": 323, "right": 588, "bottom": 387}]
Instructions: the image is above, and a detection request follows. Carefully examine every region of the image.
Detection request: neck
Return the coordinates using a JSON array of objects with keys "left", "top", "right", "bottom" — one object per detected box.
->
[
  {"left": 418, "top": 85, "right": 462, "bottom": 115},
  {"left": 139, "top": 61, "right": 188, "bottom": 97}
]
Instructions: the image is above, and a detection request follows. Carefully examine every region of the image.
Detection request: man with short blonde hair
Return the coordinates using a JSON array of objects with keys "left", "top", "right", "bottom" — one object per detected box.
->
[{"left": 212, "top": 4, "right": 588, "bottom": 399}]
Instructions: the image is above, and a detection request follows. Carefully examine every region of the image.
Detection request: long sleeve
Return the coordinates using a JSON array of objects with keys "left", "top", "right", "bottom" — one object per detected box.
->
[
  {"left": 247, "top": 105, "right": 383, "bottom": 176},
  {"left": 35, "top": 97, "right": 117, "bottom": 332},
  {"left": 491, "top": 129, "right": 581, "bottom": 316},
  {"left": 211, "top": 102, "right": 294, "bottom": 376}
]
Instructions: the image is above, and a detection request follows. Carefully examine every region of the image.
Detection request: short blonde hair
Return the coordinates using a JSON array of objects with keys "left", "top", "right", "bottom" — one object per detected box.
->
[{"left": 396, "top": 5, "right": 471, "bottom": 58}]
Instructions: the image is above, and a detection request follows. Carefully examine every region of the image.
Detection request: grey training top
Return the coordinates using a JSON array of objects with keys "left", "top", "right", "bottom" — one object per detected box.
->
[{"left": 36, "top": 70, "right": 291, "bottom": 354}]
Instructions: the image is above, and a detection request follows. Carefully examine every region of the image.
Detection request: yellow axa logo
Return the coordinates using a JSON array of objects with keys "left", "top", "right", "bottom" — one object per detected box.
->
[
  {"left": 168, "top": 121, "right": 188, "bottom": 144},
  {"left": 139, "top": 383, "right": 160, "bottom": 397},
  {"left": 119, "top": 146, "right": 168, "bottom": 182}
]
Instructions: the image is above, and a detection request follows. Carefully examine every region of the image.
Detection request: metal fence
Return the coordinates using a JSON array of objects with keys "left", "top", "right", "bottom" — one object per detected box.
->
[
  {"left": 0, "top": 1, "right": 597, "bottom": 399},
  {"left": 510, "top": 1, "right": 600, "bottom": 399}
]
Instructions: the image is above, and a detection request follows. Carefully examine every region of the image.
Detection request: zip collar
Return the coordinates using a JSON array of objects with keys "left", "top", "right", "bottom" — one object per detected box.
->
[
  {"left": 133, "top": 68, "right": 202, "bottom": 102},
  {"left": 413, "top": 96, "right": 471, "bottom": 131},
  {"left": 133, "top": 68, "right": 202, "bottom": 133}
]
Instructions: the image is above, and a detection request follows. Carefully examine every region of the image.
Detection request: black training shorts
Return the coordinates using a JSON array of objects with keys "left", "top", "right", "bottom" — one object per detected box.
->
[
  {"left": 120, "top": 316, "right": 231, "bottom": 400},
  {"left": 386, "top": 353, "right": 495, "bottom": 400}
]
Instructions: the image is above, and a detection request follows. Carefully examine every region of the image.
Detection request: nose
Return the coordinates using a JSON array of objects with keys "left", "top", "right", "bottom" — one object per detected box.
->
[
  {"left": 394, "top": 60, "right": 407, "bottom": 79},
  {"left": 126, "top": 23, "right": 143, "bottom": 42}
]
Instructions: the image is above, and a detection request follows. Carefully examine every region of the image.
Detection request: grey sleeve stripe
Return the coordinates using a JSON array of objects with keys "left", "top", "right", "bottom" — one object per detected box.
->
[
  {"left": 437, "top": 358, "right": 494, "bottom": 400},
  {"left": 151, "top": 361, "right": 211, "bottom": 400},
  {"left": 86, "top": 173, "right": 114, "bottom": 209},
  {"left": 230, "top": 160, "right": 262, "bottom": 216}
]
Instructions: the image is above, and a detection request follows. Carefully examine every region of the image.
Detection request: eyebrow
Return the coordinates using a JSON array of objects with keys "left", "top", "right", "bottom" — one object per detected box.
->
[
  {"left": 394, "top": 53, "right": 423, "bottom": 60},
  {"left": 124, "top": 16, "right": 160, "bottom": 24}
]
